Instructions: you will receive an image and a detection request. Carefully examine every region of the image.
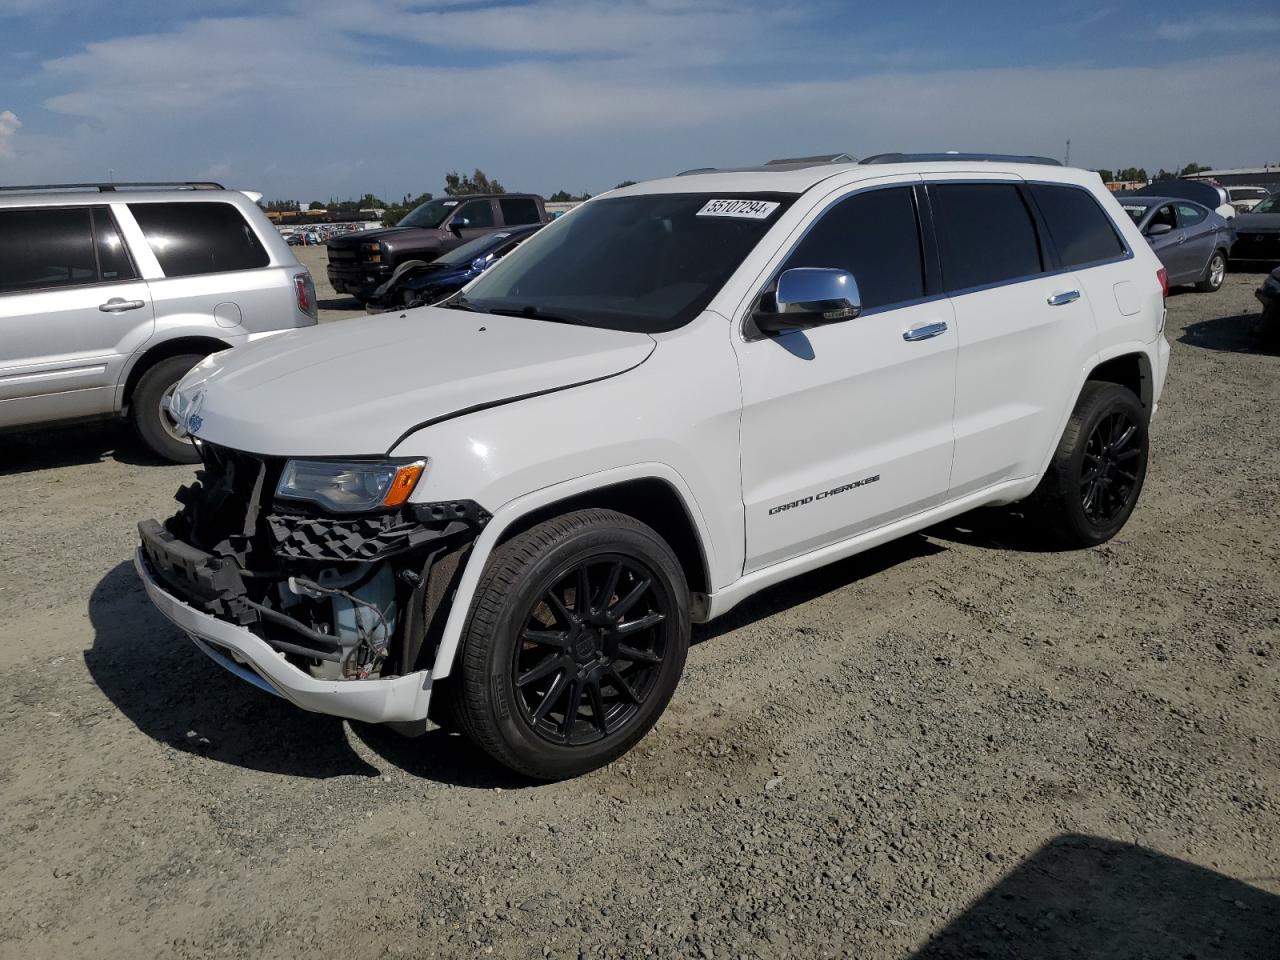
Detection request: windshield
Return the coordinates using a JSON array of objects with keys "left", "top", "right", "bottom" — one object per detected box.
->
[
  {"left": 460, "top": 193, "right": 794, "bottom": 333},
  {"left": 1230, "top": 188, "right": 1269, "bottom": 201},
  {"left": 397, "top": 198, "right": 462, "bottom": 229},
  {"left": 434, "top": 231, "right": 513, "bottom": 268},
  {"left": 1253, "top": 195, "right": 1280, "bottom": 214}
]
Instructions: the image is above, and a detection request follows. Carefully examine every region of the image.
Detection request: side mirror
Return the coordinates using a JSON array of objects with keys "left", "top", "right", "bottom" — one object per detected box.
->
[
  {"left": 754, "top": 268, "right": 861, "bottom": 336},
  {"left": 1146, "top": 222, "right": 1173, "bottom": 237},
  {"left": 450, "top": 217, "right": 470, "bottom": 233}
]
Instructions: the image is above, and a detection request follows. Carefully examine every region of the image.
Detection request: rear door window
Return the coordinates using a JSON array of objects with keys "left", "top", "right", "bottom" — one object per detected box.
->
[
  {"left": 498, "top": 197, "right": 541, "bottom": 225},
  {"left": 1028, "top": 184, "right": 1126, "bottom": 268},
  {"left": 1176, "top": 203, "right": 1207, "bottom": 227},
  {"left": 455, "top": 199, "right": 495, "bottom": 228},
  {"left": 0, "top": 206, "right": 98, "bottom": 294},
  {"left": 781, "top": 186, "right": 925, "bottom": 311},
  {"left": 129, "top": 201, "right": 270, "bottom": 277},
  {"left": 92, "top": 207, "right": 138, "bottom": 282},
  {"left": 930, "top": 183, "right": 1043, "bottom": 292}
]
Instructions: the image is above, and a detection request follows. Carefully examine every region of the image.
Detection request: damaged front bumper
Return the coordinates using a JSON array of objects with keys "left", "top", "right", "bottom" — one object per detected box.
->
[
  {"left": 134, "top": 442, "right": 488, "bottom": 724},
  {"left": 135, "top": 546, "right": 434, "bottom": 723}
]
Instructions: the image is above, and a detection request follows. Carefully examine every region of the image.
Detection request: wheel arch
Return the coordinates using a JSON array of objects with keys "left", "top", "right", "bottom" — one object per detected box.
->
[
  {"left": 120, "top": 337, "right": 232, "bottom": 408},
  {"left": 1086, "top": 350, "right": 1154, "bottom": 412},
  {"left": 427, "top": 464, "right": 716, "bottom": 681}
]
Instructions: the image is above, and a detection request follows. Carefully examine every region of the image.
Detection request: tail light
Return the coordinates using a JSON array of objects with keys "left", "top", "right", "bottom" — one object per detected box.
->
[
  {"left": 1156, "top": 267, "right": 1168, "bottom": 299},
  {"left": 293, "top": 271, "right": 318, "bottom": 320}
]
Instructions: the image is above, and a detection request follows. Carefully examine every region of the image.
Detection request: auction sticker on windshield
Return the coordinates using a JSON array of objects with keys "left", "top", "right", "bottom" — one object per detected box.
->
[{"left": 697, "top": 199, "right": 780, "bottom": 219}]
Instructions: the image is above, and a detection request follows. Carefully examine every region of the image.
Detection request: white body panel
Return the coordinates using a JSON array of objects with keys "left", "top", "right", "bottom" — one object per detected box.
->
[{"left": 146, "top": 160, "right": 1171, "bottom": 722}]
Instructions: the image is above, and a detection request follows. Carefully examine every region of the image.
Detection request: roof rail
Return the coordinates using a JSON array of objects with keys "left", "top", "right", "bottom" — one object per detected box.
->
[
  {"left": 765, "top": 153, "right": 855, "bottom": 165},
  {"left": 0, "top": 181, "right": 226, "bottom": 193},
  {"left": 860, "top": 152, "right": 1062, "bottom": 167}
]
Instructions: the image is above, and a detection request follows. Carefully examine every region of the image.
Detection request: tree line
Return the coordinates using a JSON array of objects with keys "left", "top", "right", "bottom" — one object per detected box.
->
[{"left": 261, "top": 172, "right": 640, "bottom": 223}]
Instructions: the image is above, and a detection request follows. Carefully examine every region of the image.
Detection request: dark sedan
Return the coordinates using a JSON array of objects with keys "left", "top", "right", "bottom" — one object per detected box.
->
[
  {"left": 1117, "top": 196, "right": 1235, "bottom": 292},
  {"left": 1230, "top": 193, "right": 1280, "bottom": 265},
  {"left": 365, "top": 224, "right": 542, "bottom": 313}
]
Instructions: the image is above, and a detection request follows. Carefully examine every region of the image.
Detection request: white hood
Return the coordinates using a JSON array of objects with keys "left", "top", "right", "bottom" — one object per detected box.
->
[{"left": 175, "top": 308, "right": 655, "bottom": 456}]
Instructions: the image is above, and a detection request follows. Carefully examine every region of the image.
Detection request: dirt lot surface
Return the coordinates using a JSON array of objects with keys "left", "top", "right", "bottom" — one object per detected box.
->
[{"left": 1, "top": 267, "right": 1277, "bottom": 960}]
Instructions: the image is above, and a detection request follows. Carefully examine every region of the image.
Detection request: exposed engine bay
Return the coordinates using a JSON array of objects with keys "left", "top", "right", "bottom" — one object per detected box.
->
[{"left": 138, "top": 443, "right": 487, "bottom": 681}]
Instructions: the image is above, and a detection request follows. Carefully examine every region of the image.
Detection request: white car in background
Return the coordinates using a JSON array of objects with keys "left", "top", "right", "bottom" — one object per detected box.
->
[
  {"left": 0, "top": 181, "right": 317, "bottom": 461},
  {"left": 136, "top": 155, "right": 1169, "bottom": 780},
  {"left": 1227, "top": 185, "right": 1271, "bottom": 214}
]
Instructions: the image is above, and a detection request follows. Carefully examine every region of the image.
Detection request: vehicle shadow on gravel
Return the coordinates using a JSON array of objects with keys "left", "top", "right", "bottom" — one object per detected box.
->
[
  {"left": 925, "top": 506, "right": 1062, "bottom": 555},
  {"left": 1, "top": 421, "right": 166, "bottom": 476},
  {"left": 912, "top": 833, "right": 1279, "bottom": 959},
  {"left": 86, "top": 561, "right": 382, "bottom": 780},
  {"left": 693, "top": 534, "right": 945, "bottom": 643},
  {"left": 86, "top": 561, "right": 537, "bottom": 788},
  {"left": 1180, "top": 313, "right": 1279, "bottom": 355}
]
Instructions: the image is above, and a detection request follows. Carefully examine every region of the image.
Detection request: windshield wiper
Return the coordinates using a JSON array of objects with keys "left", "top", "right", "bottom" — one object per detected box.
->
[
  {"left": 485, "top": 304, "right": 584, "bottom": 326},
  {"left": 443, "top": 296, "right": 485, "bottom": 313}
]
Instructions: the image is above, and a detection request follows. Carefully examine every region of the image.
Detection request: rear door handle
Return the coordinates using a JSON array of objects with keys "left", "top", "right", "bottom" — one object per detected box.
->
[
  {"left": 99, "top": 298, "right": 146, "bottom": 313},
  {"left": 902, "top": 321, "right": 948, "bottom": 342},
  {"left": 1047, "top": 290, "right": 1080, "bottom": 307}
]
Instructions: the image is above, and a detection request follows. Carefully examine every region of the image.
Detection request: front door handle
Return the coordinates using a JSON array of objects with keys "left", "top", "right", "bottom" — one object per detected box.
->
[
  {"left": 99, "top": 298, "right": 146, "bottom": 313},
  {"left": 1047, "top": 290, "right": 1081, "bottom": 307},
  {"left": 902, "top": 321, "right": 948, "bottom": 342}
]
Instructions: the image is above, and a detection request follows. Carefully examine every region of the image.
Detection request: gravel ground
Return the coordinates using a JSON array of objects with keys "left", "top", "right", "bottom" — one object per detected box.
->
[{"left": 0, "top": 264, "right": 1277, "bottom": 960}]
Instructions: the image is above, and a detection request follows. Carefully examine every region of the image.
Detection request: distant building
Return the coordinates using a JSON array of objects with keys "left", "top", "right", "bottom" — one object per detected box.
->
[{"left": 1104, "top": 180, "right": 1147, "bottom": 193}]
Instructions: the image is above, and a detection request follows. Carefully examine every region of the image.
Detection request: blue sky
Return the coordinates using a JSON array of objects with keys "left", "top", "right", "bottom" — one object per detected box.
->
[{"left": 1, "top": 0, "right": 1278, "bottom": 201}]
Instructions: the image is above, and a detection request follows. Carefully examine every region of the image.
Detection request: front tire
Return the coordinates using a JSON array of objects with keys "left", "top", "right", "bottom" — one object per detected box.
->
[
  {"left": 130, "top": 353, "right": 205, "bottom": 463},
  {"left": 1029, "top": 382, "right": 1149, "bottom": 547},
  {"left": 452, "top": 509, "right": 689, "bottom": 780},
  {"left": 1196, "top": 250, "right": 1227, "bottom": 292}
]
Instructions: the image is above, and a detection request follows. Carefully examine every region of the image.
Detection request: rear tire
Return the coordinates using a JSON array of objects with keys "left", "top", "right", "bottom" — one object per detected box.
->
[
  {"left": 452, "top": 509, "right": 689, "bottom": 780},
  {"left": 1196, "top": 250, "right": 1227, "bottom": 292},
  {"left": 1029, "top": 382, "right": 1149, "bottom": 547},
  {"left": 130, "top": 353, "right": 205, "bottom": 463}
]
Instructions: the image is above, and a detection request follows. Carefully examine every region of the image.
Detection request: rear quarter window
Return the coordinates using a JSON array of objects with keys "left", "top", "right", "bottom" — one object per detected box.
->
[
  {"left": 129, "top": 201, "right": 270, "bottom": 277},
  {"left": 1028, "top": 184, "right": 1126, "bottom": 268}
]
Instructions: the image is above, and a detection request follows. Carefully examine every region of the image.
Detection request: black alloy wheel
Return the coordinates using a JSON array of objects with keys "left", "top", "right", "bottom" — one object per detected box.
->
[
  {"left": 514, "top": 555, "right": 668, "bottom": 746},
  {"left": 450, "top": 509, "right": 689, "bottom": 780},
  {"left": 1079, "top": 409, "right": 1142, "bottom": 526},
  {"left": 1030, "top": 381, "right": 1149, "bottom": 547}
]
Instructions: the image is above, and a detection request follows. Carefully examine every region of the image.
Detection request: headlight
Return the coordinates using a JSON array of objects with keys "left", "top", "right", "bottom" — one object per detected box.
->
[{"left": 275, "top": 459, "right": 426, "bottom": 513}]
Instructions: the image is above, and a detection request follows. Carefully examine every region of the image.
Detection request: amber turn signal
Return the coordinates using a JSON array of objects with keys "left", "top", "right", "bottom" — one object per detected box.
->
[{"left": 382, "top": 461, "right": 426, "bottom": 508}]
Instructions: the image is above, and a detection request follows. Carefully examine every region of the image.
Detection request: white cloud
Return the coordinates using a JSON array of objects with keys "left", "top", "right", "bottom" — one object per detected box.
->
[
  {"left": 10, "top": 6, "right": 1280, "bottom": 197},
  {"left": 0, "top": 110, "right": 21, "bottom": 158},
  {"left": 1157, "top": 14, "right": 1280, "bottom": 40}
]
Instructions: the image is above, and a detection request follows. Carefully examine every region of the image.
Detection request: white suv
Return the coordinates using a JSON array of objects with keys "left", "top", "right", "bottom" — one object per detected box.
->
[
  {"left": 135, "top": 156, "right": 1170, "bottom": 779},
  {"left": 0, "top": 182, "right": 318, "bottom": 462}
]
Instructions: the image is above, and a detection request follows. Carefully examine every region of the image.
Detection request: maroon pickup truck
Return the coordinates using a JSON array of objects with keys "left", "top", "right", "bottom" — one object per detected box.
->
[{"left": 327, "top": 194, "right": 549, "bottom": 301}]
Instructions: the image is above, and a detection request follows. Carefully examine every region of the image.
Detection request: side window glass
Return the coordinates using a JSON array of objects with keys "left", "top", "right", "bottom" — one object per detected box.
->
[
  {"left": 1176, "top": 203, "right": 1206, "bottom": 226},
  {"left": 1028, "top": 184, "right": 1125, "bottom": 268},
  {"left": 457, "top": 200, "right": 495, "bottom": 228},
  {"left": 1149, "top": 205, "right": 1177, "bottom": 231},
  {"left": 498, "top": 198, "right": 540, "bottom": 225},
  {"left": 129, "top": 202, "right": 269, "bottom": 277},
  {"left": 92, "top": 207, "right": 138, "bottom": 282},
  {"left": 0, "top": 207, "right": 98, "bottom": 294},
  {"left": 931, "top": 184, "right": 1043, "bottom": 291},
  {"left": 781, "top": 187, "right": 924, "bottom": 311}
]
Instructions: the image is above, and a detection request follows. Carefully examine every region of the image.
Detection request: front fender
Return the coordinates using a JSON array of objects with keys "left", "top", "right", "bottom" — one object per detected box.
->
[{"left": 427, "top": 462, "right": 716, "bottom": 680}]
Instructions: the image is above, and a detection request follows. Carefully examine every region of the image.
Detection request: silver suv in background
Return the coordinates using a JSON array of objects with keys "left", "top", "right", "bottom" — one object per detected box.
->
[{"left": 0, "top": 181, "right": 318, "bottom": 462}]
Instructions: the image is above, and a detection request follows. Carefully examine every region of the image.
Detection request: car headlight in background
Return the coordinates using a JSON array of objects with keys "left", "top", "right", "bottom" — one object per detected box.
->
[{"left": 275, "top": 459, "right": 426, "bottom": 512}]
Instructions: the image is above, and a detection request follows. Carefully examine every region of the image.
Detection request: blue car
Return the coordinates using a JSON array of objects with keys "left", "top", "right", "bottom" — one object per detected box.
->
[
  {"left": 366, "top": 224, "right": 542, "bottom": 313},
  {"left": 1116, "top": 196, "right": 1235, "bottom": 293}
]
